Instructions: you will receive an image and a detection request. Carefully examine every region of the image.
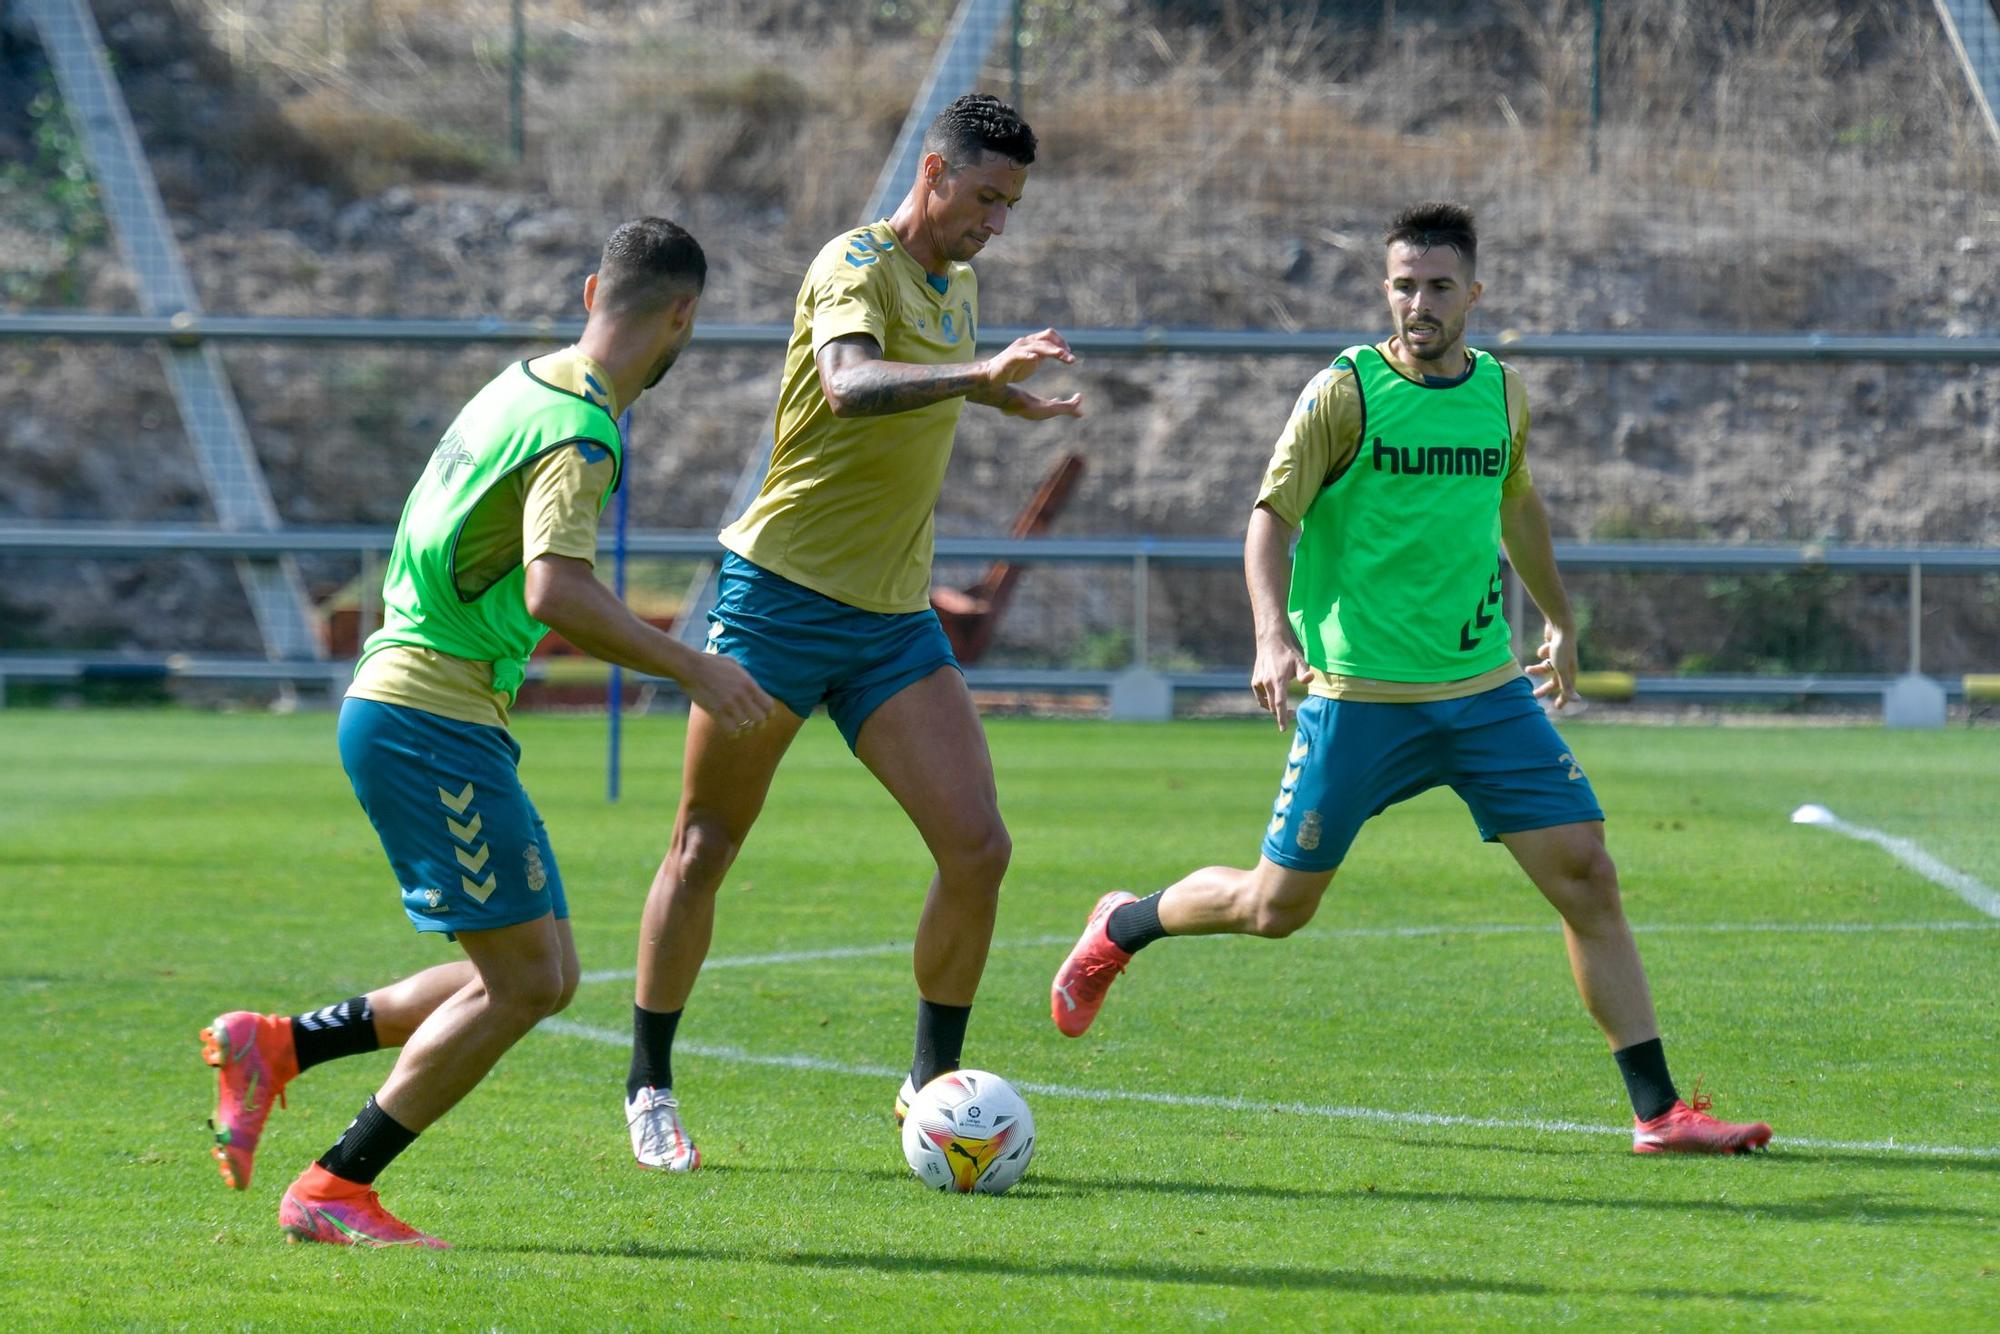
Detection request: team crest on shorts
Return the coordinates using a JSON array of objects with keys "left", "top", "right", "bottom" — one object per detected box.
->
[
  {"left": 523, "top": 845, "right": 548, "bottom": 892},
  {"left": 1296, "top": 810, "right": 1323, "bottom": 852}
]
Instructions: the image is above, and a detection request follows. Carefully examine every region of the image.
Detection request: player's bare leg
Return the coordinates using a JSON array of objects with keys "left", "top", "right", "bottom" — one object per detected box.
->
[
  {"left": 1505, "top": 820, "right": 1770, "bottom": 1153},
  {"left": 1051, "top": 858, "right": 1337, "bottom": 1035},
  {"left": 635, "top": 704, "right": 807, "bottom": 1012},
  {"left": 627, "top": 703, "right": 804, "bottom": 1168},
  {"left": 854, "top": 667, "right": 1010, "bottom": 1110},
  {"left": 1156, "top": 857, "right": 1339, "bottom": 938},
  {"left": 373, "top": 913, "right": 578, "bottom": 1130},
  {"left": 203, "top": 959, "right": 481, "bottom": 1189},
  {"left": 855, "top": 667, "right": 1011, "bottom": 1005},
  {"left": 278, "top": 913, "right": 576, "bottom": 1246},
  {"left": 364, "top": 962, "right": 478, "bottom": 1046},
  {"left": 1501, "top": 821, "right": 1657, "bottom": 1048}
]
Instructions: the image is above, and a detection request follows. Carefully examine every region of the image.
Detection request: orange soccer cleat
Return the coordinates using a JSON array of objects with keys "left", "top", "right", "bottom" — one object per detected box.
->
[
  {"left": 200, "top": 1011, "right": 299, "bottom": 1190},
  {"left": 1633, "top": 1086, "right": 1773, "bottom": 1155},
  {"left": 278, "top": 1163, "right": 448, "bottom": 1248},
  {"left": 1049, "top": 891, "right": 1137, "bottom": 1038}
]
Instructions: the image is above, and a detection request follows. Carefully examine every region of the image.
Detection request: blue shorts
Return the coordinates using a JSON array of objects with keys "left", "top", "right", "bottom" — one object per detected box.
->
[
  {"left": 706, "top": 552, "right": 959, "bottom": 750},
  {"left": 337, "top": 698, "right": 568, "bottom": 936},
  {"left": 1260, "top": 674, "right": 1605, "bottom": 873}
]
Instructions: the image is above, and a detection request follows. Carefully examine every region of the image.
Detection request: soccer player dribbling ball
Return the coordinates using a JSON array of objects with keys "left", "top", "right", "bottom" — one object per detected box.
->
[
  {"left": 200, "top": 219, "right": 775, "bottom": 1246},
  {"left": 1050, "top": 202, "right": 1772, "bottom": 1156},
  {"left": 622, "top": 94, "right": 1083, "bottom": 1170}
]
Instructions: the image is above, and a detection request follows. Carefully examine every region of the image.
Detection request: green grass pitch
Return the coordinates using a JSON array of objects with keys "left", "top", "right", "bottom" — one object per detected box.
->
[{"left": 3, "top": 710, "right": 1996, "bottom": 1328}]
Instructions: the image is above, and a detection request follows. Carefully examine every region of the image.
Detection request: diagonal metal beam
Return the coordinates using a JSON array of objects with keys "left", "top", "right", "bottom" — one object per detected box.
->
[
  {"left": 1932, "top": 0, "right": 2000, "bottom": 153},
  {"left": 673, "top": 0, "right": 1017, "bottom": 646},
  {"left": 23, "top": 0, "right": 324, "bottom": 662},
  {"left": 859, "top": 0, "right": 1018, "bottom": 223}
]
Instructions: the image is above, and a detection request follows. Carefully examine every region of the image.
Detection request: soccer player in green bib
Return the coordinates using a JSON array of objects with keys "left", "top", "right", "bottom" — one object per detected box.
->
[
  {"left": 198, "top": 219, "right": 774, "bottom": 1246},
  {"left": 623, "top": 95, "right": 1082, "bottom": 1168},
  {"left": 1050, "top": 203, "right": 1772, "bottom": 1155}
]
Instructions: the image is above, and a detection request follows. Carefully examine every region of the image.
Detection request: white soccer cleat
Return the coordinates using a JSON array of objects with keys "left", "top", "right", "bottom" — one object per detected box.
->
[
  {"left": 627, "top": 1086, "right": 701, "bottom": 1171},
  {"left": 893, "top": 1074, "right": 919, "bottom": 1127}
]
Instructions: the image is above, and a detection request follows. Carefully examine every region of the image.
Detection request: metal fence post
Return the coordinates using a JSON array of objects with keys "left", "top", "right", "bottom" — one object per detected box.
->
[
  {"left": 1909, "top": 561, "right": 1923, "bottom": 675},
  {"left": 1010, "top": 0, "right": 1023, "bottom": 110},
  {"left": 1109, "top": 544, "right": 1170, "bottom": 720},
  {"left": 1589, "top": 0, "right": 1604, "bottom": 174},
  {"left": 1132, "top": 548, "right": 1149, "bottom": 669},
  {"left": 510, "top": 0, "right": 526, "bottom": 162},
  {"left": 360, "top": 545, "right": 381, "bottom": 644}
]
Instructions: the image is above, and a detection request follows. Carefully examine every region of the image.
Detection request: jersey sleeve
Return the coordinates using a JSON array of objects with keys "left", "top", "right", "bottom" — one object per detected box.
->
[
  {"left": 807, "top": 237, "right": 894, "bottom": 355},
  {"left": 1500, "top": 362, "right": 1534, "bottom": 497},
  {"left": 522, "top": 440, "right": 617, "bottom": 567},
  {"left": 1254, "top": 362, "right": 1363, "bottom": 527}
]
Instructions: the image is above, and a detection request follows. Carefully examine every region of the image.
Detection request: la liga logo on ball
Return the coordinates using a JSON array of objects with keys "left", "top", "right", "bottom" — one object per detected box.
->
[{"left": 900, "top": 1069, "right": 1035, "bottom": 1194}]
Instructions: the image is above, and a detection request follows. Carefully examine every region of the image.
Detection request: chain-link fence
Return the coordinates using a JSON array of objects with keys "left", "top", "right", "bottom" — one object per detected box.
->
[{"left": 4, "top": 1, "right": 1998, "bottom": 694}]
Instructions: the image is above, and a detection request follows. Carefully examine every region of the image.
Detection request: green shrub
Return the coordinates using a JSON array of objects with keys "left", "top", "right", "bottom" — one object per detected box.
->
[{"left": 0, "top": 80, "right": 108, "bottom": 305}]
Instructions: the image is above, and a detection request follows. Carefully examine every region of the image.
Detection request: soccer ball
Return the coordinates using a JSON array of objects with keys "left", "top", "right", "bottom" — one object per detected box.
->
[{"left": 900, "top": 1069, "right": 1035, "bottom": 1194}]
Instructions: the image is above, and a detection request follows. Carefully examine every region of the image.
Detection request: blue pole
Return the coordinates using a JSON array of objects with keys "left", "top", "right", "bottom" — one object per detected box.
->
[{"left": 609, "top": 407, "right": 631, "bottom": 802}]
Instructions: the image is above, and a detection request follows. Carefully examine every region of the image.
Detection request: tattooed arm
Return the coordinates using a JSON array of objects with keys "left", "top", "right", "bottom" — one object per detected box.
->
[{"left": 816, "top": 335, "right": 986, "bottom": 416}]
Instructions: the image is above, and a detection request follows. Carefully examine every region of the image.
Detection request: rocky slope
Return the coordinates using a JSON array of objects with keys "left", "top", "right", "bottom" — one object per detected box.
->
[{"left": 3, "top": 0, "right": 1996, "bottom": 676}]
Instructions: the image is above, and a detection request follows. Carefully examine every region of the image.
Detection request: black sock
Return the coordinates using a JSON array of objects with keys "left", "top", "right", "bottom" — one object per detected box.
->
[
  {"left": 628, "top": 1005, "right": 682, "bottom": 1098},
  {"left": 317, "top": 1095, "right": 418, "bottom": 1186},
  {"left": 290, "top": 996, "right": 379, "bottom": 1073},
  {"left": 1106, "top": 892, "right": 1169, "bottom": 953},
  {"left": 911, "top": 999, "right": 972, "bottom": 1089},
  {"left": 1613, "top": 1037, "right": 1680, "bottom": 1122}
]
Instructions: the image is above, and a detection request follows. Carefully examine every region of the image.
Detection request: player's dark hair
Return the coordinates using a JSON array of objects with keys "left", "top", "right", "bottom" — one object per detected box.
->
[
  {"left": 1385, "top": 201, "right": 1477, "bottom": 275},
  {"left": 923, "top": 92, "right": 1037, "bottom": 167},
  {"left": 596, "top": 216, "right": 706, "bottom": 313}
]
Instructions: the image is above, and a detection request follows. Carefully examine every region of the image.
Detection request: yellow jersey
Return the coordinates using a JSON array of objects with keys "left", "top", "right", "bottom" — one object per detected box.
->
[
  {"left": 346, "top": 347, "right": 620, "bottom": 727},
  {"left": 721, "top": 220, "right": 979, "bottom": 613}
]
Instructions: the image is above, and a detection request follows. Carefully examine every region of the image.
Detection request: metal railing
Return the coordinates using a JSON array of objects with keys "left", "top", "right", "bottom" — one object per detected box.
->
[
  {"left": 3, "top": 522, "right": 1993, "bottom": 706},
  {"left": 9, "top": 312, "right": 2000, "bottom": 362},
  {"left": 19, "top": 0, "right": 324, "bottom": 662}
]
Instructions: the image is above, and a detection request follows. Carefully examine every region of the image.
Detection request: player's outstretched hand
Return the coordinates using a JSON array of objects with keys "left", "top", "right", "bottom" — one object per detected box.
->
[
  {"left": 687, "top": 655, "right": 777, "bottom": 737},
  {"left": 1526, "top": 623, "right": 1581, "bottom": 712},
  {"left": 1000, "top": 388, "right": 1084, "bottom": 420},
  {"left": 982, "top": 328, "right": 1076, "bottom": 390},
  {"left": 1251, "top": 633, "right": 1313, "bottom": 731}
]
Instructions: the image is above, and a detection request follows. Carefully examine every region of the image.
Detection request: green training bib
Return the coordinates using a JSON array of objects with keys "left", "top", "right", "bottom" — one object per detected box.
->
[
  {"left": 360, "top": 361, "right": 621, "bottom": 703},
  {"left": 1289, "top": 344, "right": 1515, "bottom": 682}
]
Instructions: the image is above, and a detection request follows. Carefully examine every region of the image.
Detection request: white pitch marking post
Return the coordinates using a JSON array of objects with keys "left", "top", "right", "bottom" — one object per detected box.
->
[{"left": 1792, "top": 804, "right": 2000, "bottom": 918}]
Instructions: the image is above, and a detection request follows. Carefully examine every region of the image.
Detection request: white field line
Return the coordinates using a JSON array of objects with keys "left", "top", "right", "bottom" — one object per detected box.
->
[
  {"left": 1792, "top": 803, "right": 2000, "bottom": 918},
  {"left": 576, "top": 917, "right": 1998, "bottom": 985},
  {"left": 540, "top": 1017, "right": 1999, "bottom": 1160}
]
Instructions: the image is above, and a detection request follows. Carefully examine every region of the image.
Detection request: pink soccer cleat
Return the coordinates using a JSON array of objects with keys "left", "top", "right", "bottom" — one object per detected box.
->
[
  {"left": 201, "top": 1011, "right": 299, "bottom": 1190},
  {"left": 1050, "top": 891, "right": 1137, "bottom": 1038},
  {"left": 278, "top": 1163, "right": 448, "bottom": 1248},
  {"left": 1633, "top": 1087, "right": 1772, "bottom": 1155}
]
